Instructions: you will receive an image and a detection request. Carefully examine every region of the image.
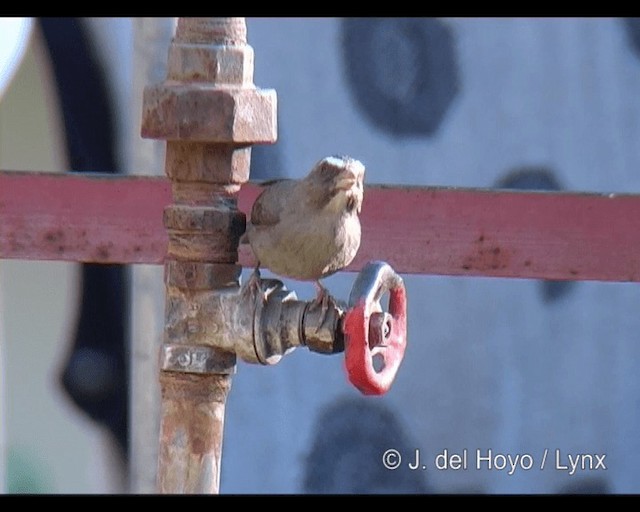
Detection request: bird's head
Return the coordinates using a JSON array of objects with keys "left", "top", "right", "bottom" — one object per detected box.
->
[{"left": 306, "top": 155, "right": 365, "bottom": 214}]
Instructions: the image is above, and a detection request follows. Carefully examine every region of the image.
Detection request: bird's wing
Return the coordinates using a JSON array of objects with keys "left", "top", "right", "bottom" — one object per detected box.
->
[{"left": 250, "top": 179, "right": 296, "bottom": 227}]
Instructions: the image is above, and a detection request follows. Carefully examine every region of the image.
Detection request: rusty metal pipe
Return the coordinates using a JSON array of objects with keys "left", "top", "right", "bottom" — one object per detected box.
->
[
  {"left": 157, "top": 372, "right": 232, "bottom": 493},
  {"left": 141, "top": 17, "right": 277, "bottom": 494}
]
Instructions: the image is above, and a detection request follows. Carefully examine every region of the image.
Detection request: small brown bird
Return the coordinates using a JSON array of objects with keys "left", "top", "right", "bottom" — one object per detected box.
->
[{"left": 244, "top": 155, "right": 365, "bottom": 310}]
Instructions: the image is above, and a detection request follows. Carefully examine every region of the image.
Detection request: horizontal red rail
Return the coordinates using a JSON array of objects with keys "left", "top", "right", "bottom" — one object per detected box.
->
[{"left": 1, "top": 170, "right": 639, "bottom": 282}]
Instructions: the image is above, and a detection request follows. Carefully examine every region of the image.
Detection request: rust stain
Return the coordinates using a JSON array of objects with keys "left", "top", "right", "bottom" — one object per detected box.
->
[
  {"left": 43, "top": 229, "right": 66, "bottom": 254},
  {"left": 95, "top": 242, "right": 114, "bottom": 260},
  {"left": 461, "top": 235, "right": 510, "bottom": 272},
  {"left": 44, "top": 229, "right": 64, "bottom": 243}
]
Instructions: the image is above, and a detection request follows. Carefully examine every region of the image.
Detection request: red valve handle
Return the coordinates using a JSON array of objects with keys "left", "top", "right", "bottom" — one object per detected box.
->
[{"left": 343, "top": 261, "right": 407, "bottom": 395}]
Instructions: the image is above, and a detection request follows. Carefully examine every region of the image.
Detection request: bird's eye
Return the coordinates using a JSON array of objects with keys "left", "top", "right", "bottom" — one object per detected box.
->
[{"left": 346, "top": 196, "right": 357, "bottom": 212}]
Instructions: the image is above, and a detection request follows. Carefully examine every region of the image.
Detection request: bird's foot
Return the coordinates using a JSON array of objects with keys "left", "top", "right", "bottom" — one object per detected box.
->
[
  {"left": 242, "top": 266, "right": 268, "bottom": 303},
  {"left": 312, "top": 282, "right": 338, "bottom": 333}
]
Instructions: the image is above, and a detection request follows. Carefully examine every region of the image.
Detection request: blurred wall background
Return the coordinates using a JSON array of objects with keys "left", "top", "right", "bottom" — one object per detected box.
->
[
  {"left": 1, "top": 17, "right": 640, "bottom": 494},
  {"left": 0, "top": 18, "right": 129, "bottom": 492}
]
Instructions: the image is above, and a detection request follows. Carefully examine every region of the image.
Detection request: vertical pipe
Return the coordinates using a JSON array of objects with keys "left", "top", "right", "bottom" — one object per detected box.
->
[
  {"left": 128, "top": 17, "right": 177, "bottom": 494},
  {"left": 141, "top": 17, "right": 277, "bottom": 494},
  {"left": 157, "top": 372, "right": 232, "bottom": 492}
]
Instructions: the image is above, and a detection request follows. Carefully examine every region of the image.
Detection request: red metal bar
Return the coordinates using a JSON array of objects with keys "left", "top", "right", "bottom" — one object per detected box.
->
[
  {"left": 0, "top": 171, "right": 169, "bottom": 265},
  {"left": 1, "top": 170, "right": 639, "bottom": 282}
]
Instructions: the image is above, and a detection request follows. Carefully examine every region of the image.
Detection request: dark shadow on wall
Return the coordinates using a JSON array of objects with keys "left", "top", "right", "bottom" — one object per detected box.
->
[
  {"left": 302, "top": 397, "right": 431, "bottom": 494},
  {"left": 38, "top": 17, "right": 129, "bottom": 465},
  {"left": 340, "top": 17, "right": 459, "bottom": 139}
]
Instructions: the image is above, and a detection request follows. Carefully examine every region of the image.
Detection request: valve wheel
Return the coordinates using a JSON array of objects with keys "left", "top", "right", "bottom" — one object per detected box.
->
[{"left": 343, "top": 261, "right": 407, "bottom": 395}]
